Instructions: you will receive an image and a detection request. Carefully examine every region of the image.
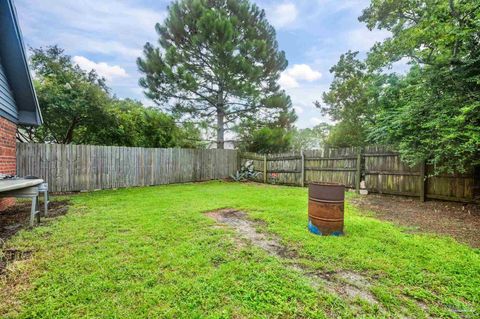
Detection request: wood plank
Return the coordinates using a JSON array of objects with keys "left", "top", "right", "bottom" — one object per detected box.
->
[{"left": 15, "top": 143, "right": 475, "bottom": 203}]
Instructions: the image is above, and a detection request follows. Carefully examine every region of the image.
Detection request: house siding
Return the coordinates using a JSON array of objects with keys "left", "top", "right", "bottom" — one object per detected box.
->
[
  {"left": 0, "top": 116, "right": 16, "bottom": 210},
  {"left": 0, "top": 58, "right": 18, "bottom": 123}
]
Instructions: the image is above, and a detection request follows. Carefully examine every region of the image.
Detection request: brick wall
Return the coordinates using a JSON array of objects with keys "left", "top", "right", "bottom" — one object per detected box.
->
[{"left": 0, "top": 116, "right": 16, "bottom": 210}]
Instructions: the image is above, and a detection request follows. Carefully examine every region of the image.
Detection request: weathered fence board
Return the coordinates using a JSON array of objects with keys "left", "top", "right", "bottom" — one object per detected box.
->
[
  {"left": 17, "top": 143, "right": 238, "bottom": 192},
  {"left": 239, "top": 146, "right": 477, "bottom": 203},
  {"left": 240, "top": 148, "right": 361, "bottom": 187},
  {"left": 304, "top": 148, "right": 359, "bottom": 189},
  {"left": 364, "top": 145, "right": 422, "bottom": 197},
  {"left": 426, "top": 166, "right": 475, "bottom": 202},
  {"left": 16, "top": 143, "right": 477, "bottom": 203}
]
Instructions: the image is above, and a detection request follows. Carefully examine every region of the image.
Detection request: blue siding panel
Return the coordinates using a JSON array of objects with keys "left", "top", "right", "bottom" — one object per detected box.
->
[
  {"left": 0, "top": 58, "right": 18, "bottom": 121},
  {"left": 0, "top": 0, "right": 41, "bottom": 125}
]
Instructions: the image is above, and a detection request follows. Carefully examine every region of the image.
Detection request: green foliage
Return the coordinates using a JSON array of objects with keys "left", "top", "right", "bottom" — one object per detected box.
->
[
  {"left": 319, "top": 51, "right": 372, "bottom": 124},
  {"left": 24, "top": 46, "right": 111, "bottom": 144},
  {"left": 98, "top": 99, "right": 203, "bottom": 148},
  {"left": 23, "top": 46, "right": 202, "bottom": 148},
  {"left": 2, "top": 182, "right": 478, "bottom": 317},
  {"left": 359, "top": 0, "right": 480, "bottom": 70},
  {"left": 326, "top": 121, "right": 368, "bottom": 148},
  {"left": 237, "top": 126, "right": 293, "bottom": 154},
  {"left": 137, "top": 0, "right": 294, "bottom": 148},
  {"left": 290, "top": 124, "right": 331, "bottom": 150},
  {"left": 230, "top": 161, "right": 261, "bottom": 181},
  {"left": 317, "top": 51, "right": 392, "bottom": 147},
  {"left": 320, "top": 0, "right": 480, "bottom": 173},
  {"left": 360, "top": 0, "right": 480, "bottom": 173},
  {"left": 235, "top": 94, "right": 297, "bottom": 153}
]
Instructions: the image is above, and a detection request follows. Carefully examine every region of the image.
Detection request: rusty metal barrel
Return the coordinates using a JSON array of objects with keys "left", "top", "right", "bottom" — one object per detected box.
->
[{"left": 308, "top": 183, "right": 345, "bottom": 236}]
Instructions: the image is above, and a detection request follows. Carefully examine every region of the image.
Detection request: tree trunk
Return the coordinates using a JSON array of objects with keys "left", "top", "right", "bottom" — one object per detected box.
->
[
  {"left": 63, "top": 117, "right": 78, "bottom": 144},
  {"left": 216, "top": 90, "right": 225, "bottom": 149},
  {"left": 216, "top": 110, "right": 225, "bottom": 149}
]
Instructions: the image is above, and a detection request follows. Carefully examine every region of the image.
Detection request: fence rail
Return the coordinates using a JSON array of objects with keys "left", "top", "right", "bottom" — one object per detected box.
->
[
  {"left": 17, "top": 143, "right": 238, "bottom": 192},
  {"left": 16, "top": 143, "right": 478, "bottom": 203},
  {"left": 240, "top": 146, "right": 478, "bottom": 203}
]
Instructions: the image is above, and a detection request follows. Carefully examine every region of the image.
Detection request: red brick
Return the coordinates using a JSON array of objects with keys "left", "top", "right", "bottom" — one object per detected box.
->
[{"left": 0, "top": 117, "right": 16, "bottom": 210}]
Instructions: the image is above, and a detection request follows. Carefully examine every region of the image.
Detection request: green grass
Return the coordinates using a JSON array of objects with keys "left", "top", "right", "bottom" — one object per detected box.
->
[{"left": 1, "top": 181, "right": 479, "bottom": 318}]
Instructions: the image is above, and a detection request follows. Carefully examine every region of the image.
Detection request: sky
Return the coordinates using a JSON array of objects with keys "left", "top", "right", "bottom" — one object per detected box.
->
[{"left": 14, "top": 0, "right": 390, "bottom": 129}]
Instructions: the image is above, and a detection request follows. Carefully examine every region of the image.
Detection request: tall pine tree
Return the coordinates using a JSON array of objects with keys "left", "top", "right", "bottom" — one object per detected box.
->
[{"left": 137, "top": 0, "right": 293, "bottom": 148}]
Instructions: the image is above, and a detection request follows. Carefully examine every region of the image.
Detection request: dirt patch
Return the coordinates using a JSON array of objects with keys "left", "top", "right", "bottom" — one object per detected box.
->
[
  {"left": 0, "top": 249, "right": 33, "bottom": 277},
  {"left": 349, "top": 195, "right": 480, "bottom": 248},
  {"left": 0, "top": 200, "right": 69, "bottom": 279},
  {"left": 205, "top": 209, "right": 289, "bottom": 257},
  {"left": 205, "top": 209, "right": 382, "bottom": 309},
  {"left": 0, "top": 200, "right": 70, "bottom": 242}
]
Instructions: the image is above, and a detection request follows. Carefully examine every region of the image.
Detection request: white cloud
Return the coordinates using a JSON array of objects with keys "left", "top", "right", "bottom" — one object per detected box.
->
[
  {"left": 317, "top": 0, "right": 368, "bottom": 13},
  {"left": 16, "top": 0, "right": 165, "bottom": 59},
  {"left": 347, "top": 28, "right": 391, "bottom": 52},
  {"left": 15, "top": 0, "right": 165, "bottom": 100},
  {"left": 62, "top": 36, "right": 143, "bottom": 59},
  {"left": 269, "top": 3, "right": 298, "bottom": 29},
  {"left": 310, "top": 117, "right": 324, "bottom": 126},
  {"left": 279, "top": 64, "right": 322, "bottom": 89},
  {"left": 282, "top": 83, "right": 330, "bottom": 128},
  {"left": 287, "top": 64, "right": 322, "bottom": 81},
  {"left": 293, "top": 106, "right": 304, "bottom": 114},
  {"left": 390, "top": 57, "right": 411, "bottom": 74},
  {"left": 279, "top": 73, "right": 299, "bottom": 89},
  {"left": 73, "top": 56, "right": 128, "bottom": 81}
]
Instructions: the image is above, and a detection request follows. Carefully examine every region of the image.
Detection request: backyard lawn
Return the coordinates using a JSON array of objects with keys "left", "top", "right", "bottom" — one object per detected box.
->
[{"left": 1, "top": 181, "right": 479, "bottom": 318}]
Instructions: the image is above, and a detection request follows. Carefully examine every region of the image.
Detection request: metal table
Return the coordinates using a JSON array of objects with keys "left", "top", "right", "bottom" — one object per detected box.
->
[{"left": 0, "top": 179, "right": 46, "bottom": 226}]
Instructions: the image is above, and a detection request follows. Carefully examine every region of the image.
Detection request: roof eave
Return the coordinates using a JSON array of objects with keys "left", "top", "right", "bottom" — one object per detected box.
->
[{"left": 4, "top": 0, "right": 42, "bottom": 127}]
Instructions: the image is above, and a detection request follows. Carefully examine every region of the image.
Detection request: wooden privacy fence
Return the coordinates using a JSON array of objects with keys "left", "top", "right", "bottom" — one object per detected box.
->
[
  {"left": 16, "top": 143, "right": 479, "bottom": 202},
  {"left": 240, "top": 147, "right": 360, "bottom": 188},
  {"left": 241, "top": 146, "right": 479, "bottom": 203},
  {"left": 17, "top": 143, "right": 238, "bottom": 192}
]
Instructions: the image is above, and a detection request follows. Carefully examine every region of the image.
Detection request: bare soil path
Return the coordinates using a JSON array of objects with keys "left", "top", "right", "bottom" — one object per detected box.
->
[{"left": 207, "top": 209, "right": 396, "bottom": 316}]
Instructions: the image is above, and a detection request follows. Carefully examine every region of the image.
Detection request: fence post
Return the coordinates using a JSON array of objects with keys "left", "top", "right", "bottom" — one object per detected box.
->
[
  {"left": 263, "top": 154, "right": 267, "bottom": 184},
  {"left": 355, "top": 147, "right": 362, "bottom": 193},
  {"left": 300, "top": 150, "right": 305, "bottom": 187},
  {"left": 236, "top": 151, "right": 242, "bottom": 171},
  {"left": 419, "top": 161, "right": 426, "bottom": 202}
]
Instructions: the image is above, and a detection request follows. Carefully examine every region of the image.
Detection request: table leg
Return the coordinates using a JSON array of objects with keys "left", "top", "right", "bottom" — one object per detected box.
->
[
  {"left": 36, "top": 196, "right": 40, "bottom": 223},
  {"left": 44, "top": 191, "right": 48, "bottom": 216},
  {"left": 30, "top": 196, "right": 37, "bottom": 227}
]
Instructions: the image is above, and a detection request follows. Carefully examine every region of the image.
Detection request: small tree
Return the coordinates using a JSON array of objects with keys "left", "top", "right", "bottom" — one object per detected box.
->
[
  {"left": 137, "top": 0, "right": 292, "bottom": 149},
  {"left": 98, "top": 99, "right": 204, "bottom": 148},
  {"left": 290, "top": 124, "right": 331, "bottom": 150},
  {"left": 315, "top": 51, "right": 389, "bottom": 147},
  {"left": 26, "top": 46, "right": 111, "bottom": 144},
  {"left": 235, "top": 98, "right": 297, "bottom": 154}
]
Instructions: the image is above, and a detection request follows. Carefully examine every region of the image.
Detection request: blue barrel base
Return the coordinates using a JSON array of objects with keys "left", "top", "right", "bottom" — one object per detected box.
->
[{"left": 308, "top": 220, "right": 343, "bottom": 236}]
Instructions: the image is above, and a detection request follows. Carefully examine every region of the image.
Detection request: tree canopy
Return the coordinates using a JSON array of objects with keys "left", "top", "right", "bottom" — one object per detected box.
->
[
  {"left": 27, "top": 46, "right": 111, "bottom": 144},
  {"left": 235, "top": 95, "right": 297, "bottom": 154},
  {"left": 22, "top": 46, "right": 201, "bottom": 149},
  {"left": 316, "top": 51, "right": 387, "bottom": 147},
  {"left": 318, "top": 0, "right": 480, "bottom": 173},
  {"left": 137, "top": 0, "right": 295, "bottom": 149},
  {"left": 290, "top": 124, "right": 331, "bottom": 151}
]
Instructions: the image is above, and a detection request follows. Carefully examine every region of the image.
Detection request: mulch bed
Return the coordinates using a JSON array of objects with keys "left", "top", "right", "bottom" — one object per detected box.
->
[{"left": 349, "top": 194, "right": 480, "bottom": 248}]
